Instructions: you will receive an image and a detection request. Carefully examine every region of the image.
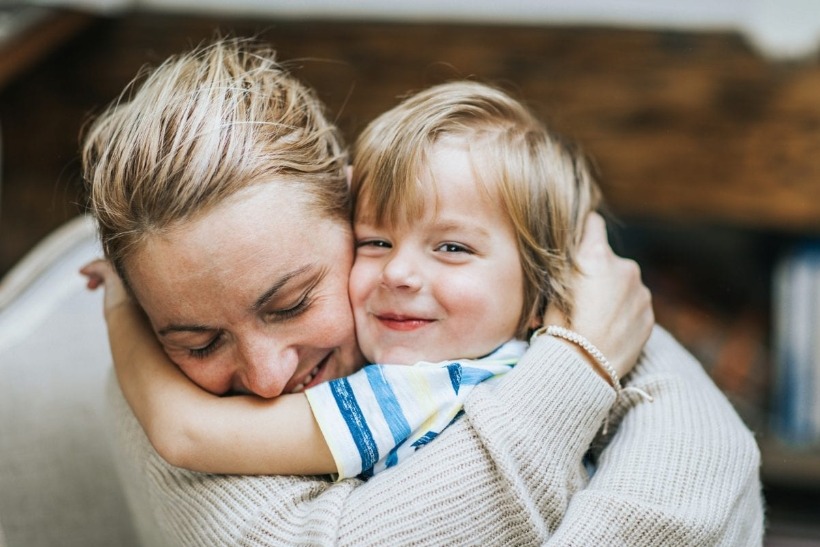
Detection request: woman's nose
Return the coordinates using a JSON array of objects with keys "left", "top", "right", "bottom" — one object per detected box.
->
[
  {"left": 236, "top": 337, "right": 299, "bottom": 398},
  {"left": 381, "top": 248, "right": 422, "bottom": 291}
]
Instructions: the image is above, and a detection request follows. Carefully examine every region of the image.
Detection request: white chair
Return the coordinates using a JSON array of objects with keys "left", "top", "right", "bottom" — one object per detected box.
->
[{"left": 0, "top": 215, "right": 139, "bottom": 546}]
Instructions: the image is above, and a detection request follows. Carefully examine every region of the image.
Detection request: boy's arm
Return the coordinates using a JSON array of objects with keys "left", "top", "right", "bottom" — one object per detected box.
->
[{"left": 106, "top": 301, "right": 334, "bottom": 475}]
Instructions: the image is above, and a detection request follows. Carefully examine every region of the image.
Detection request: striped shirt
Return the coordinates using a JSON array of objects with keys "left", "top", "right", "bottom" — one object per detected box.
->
[{"left": 304, "top": 340, "right": 527, "bottom": 479}]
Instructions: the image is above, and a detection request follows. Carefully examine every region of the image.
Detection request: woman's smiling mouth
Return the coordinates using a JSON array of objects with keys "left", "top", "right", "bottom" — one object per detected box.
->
[{"left": 289, "top": 354, "right": 330, "bottom": 393}]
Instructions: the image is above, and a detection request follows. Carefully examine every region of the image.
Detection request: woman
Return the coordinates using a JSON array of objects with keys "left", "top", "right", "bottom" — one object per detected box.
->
[{"left": 83, "top": 38, "right": 763, "bottom": 545}]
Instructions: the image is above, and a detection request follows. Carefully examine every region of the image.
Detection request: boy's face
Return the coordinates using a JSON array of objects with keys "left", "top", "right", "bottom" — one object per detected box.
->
[{"left": 349, "top": 140, "right": 525, "bottom": 365}]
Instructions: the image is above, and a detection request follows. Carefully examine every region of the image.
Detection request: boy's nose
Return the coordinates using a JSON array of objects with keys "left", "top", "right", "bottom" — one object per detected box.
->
[{"left": 381, "top": 249, "right": 422, "bottom": 291}]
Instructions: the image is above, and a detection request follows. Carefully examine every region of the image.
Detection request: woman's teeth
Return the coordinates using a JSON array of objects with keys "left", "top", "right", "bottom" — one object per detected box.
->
[{"left": 291, "top": 365, "right": 321, "bottom": 393}]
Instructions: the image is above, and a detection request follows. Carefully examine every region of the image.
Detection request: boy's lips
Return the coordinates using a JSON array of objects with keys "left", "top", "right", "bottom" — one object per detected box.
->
[{"left": 376, "top": 313, "right": 434, "bottom": 331}]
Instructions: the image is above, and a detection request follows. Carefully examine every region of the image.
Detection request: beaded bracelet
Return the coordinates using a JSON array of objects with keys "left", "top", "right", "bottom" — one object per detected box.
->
[
  {"left": 531, "top": 324, "right": 653, "bottom": 433},
  {"left": 532, "top": 325, "right": 622, "bottom": 394}
]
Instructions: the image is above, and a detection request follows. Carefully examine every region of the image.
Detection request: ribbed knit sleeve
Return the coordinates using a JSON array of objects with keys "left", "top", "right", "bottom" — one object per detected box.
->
[
  {"left": 108, "top": 327, "right": 763, "bottom": 546},
  {"left": 545, "top": 327, "right": 764, "bottom": 546}
]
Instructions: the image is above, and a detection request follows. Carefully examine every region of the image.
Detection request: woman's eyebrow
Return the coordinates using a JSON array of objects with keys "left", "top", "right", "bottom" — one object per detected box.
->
[
  {"left": 157, "top": 324, "right": 212, "bottom": 337},
  {"left": 251, "top": 264, "right": 313, "bottom": 312}
]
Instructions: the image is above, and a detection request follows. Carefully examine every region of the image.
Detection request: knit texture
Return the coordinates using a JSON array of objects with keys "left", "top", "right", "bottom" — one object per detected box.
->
[
  {"left": 305, "top": 339, "right": 525, "bottom": 479},
  {"left": 108, "top": 327, "right": 764, "bottom": 546}
]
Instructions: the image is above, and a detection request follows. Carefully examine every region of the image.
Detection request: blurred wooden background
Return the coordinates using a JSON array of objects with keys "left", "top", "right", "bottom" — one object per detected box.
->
[{"left": 2, "top": 8, "right": 820, "bottom": 276}]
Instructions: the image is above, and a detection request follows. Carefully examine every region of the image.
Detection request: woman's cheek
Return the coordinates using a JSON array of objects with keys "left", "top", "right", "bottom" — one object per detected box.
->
[{"left": 172, "top": 355, "right": 234, "bottom": 396}]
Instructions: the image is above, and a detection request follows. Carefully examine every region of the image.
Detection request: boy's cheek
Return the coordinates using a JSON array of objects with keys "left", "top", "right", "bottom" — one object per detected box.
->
[{"left": 347, "top": 261, "right": 375, "bottom": 306}]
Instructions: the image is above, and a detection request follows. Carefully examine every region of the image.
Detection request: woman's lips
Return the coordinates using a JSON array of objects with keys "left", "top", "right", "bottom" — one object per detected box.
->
[
  {"left": 289, "top": 354, "right": 330, "bottom": 393},
  {"left": 377, "top": 314, "right": 433, "bottom": 331}
]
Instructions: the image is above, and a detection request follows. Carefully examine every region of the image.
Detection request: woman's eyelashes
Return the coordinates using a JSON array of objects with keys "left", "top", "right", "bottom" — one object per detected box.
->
[
  {"left": 189, "top": 332, "right": 225, "bottom": 359},
  {"left": 186, "top": 288, "right": 319, "bottom": 360},
  {"left": 266, "top": 291, "right": 313, "bottom": 321},
  {"left": 265, "top": 274, "right": 324, "bottom": 322}
]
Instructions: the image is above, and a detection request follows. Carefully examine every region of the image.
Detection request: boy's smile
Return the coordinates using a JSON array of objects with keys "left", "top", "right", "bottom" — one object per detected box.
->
[
  {"left": 349, "top": 138, "right": 526, "bottom": 365},
  {"left": 374, "top": 313, "right": 435, "bottom": 331}
]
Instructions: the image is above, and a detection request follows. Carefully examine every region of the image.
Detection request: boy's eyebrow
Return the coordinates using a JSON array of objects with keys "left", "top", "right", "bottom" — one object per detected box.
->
[
  {"left": 354, "top": 218, "right": 493, "bottom": 237},
  {"left": 432, "top": 219, "right": 492, "bottom": 237}
]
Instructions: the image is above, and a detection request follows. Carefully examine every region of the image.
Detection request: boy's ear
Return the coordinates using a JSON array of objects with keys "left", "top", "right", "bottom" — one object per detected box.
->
[{"left": 345, "top": 165, "right": 353, "bottom": 189}]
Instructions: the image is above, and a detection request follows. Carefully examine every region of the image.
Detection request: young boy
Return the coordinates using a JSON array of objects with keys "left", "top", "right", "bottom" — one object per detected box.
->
[{"left": 304, "top": 80, "right": 604, "bottom": 478}]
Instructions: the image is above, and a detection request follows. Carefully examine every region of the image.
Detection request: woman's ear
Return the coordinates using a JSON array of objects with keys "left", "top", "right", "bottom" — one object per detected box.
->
[{"left": 345, "top": 165, "right": 353, "bottom": 189}]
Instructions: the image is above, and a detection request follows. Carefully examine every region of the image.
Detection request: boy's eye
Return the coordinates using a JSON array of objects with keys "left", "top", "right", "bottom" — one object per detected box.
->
[
  {"left": 435, "top": 242, "right": 471, "bottom": 254},
  {"left": 356, "top": 239, "right": 392, "bottom": 249},
  {"left": 355, "top": 239, "right": 392, "bottom": 257}
]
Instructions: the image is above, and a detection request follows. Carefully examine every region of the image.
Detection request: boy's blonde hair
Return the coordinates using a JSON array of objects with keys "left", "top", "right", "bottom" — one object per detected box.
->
[
  {"left": 351, "top": 81, "right": 601, "bottom": 337},
  {"left": 82, "top": 38, "right": 349, "bottom": 283}
]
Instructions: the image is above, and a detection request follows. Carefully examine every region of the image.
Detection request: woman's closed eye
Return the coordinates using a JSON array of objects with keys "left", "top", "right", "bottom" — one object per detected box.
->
[
  {"left": 189, "top": 332, "right": 225, "bottom": 359},
  {"left": 267, "top": 291, "right": 313, "bottom": 321}
]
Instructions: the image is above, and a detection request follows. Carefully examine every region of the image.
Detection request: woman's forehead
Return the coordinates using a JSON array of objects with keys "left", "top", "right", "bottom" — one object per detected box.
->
[{"left": 126, "top": 183, "right": 352, "bottom": 320}]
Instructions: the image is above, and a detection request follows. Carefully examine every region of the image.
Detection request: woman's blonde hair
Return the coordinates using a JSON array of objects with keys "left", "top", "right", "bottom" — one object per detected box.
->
[
  {"left": 82, "top": 38, "right": 349, "bottom": 283},
  {"left": 351, "top": 81, "right": 601, "bottom": 337}
]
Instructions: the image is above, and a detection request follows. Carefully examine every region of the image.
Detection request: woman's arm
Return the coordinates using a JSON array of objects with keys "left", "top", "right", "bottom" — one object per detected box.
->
[
  {"left": 536, "top": 214, "right": 763, "bottom": 544},
  {"left": 83, "top": 260, "right": 336, "bottom": 475},
  {"left": 546, "top": 327, "right": 764, "bottom": 546}
]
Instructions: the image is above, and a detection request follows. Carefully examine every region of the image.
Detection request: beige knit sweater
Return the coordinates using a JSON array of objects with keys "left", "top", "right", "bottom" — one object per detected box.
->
[{"left": 109, "top": 327, "right": 763, "bottom": 546}]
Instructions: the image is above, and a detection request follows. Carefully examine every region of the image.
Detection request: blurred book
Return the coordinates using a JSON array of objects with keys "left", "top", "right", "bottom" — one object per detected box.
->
[
  {"left": 650, "top": 269, "right": 770, "bottom": 433},
  {"left": 611, "top": 219, "right": 774, "bottom": 433},
  {"left": 772, "top": 242, "right": 820, "bottom": 447}
]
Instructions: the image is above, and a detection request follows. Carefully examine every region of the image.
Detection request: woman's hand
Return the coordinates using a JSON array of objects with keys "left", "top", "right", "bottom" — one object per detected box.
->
[
  {"left": 80, "top": 259, "right": 133, "bottom": 319},
  {"left": 544, "top": 213, "right": 654, "bottom": 379}
]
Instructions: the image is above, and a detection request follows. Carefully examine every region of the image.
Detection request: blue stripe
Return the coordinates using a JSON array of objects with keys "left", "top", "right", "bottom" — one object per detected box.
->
[
  {"left": 459, "top": 366, "right": 497, "bottom": 386},
  {"left": 329, "top": 378, "right": 379, "bottom": 472},
  {"left": 411, "top": 430, "right": 439, "bottom": 450},
  {"left": 447, "top": 363, "right": 462, "bottom": 394},
  {"left": 365, "top": 365, "right": 412, "bottom": 446},
  {"left": 385, "top": 440, "right": 405, "bottom": 468}
]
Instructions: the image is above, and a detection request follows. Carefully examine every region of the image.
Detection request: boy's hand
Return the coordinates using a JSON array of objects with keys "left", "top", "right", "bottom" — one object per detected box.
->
[
  {"left": 80, "top": 259, "right": 134, "bottom": 319},
  {"left": 544, "top": 213, "right": 654, "bottom": 379}
]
